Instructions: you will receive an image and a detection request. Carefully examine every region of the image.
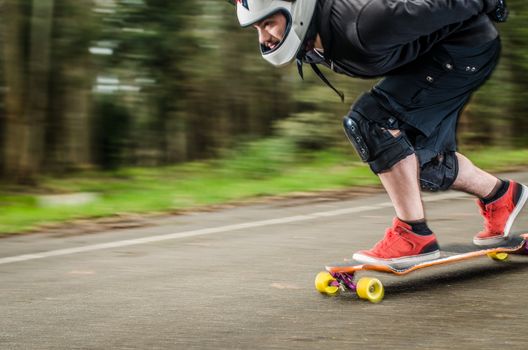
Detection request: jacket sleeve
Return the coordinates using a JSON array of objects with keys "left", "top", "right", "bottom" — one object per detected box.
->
[{"left": 357, "top": 0, "right": 498, "bottom": 51}]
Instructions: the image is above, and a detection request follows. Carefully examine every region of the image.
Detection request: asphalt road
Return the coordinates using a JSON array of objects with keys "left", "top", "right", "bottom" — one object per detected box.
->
[{"left": 1, "top": 172, "right": 528, "bottom": 350}]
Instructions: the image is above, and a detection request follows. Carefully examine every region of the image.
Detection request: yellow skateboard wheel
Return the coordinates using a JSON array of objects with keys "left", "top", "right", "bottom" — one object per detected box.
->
[
  {"left": 356, "top": 277, "right": 384, "bottom": 303},
  {"left": 315, "top": 271, "right": 340, "bottom": 296},
  {"left": 487, "top": 252, "right": 509, "bottom": 261}
]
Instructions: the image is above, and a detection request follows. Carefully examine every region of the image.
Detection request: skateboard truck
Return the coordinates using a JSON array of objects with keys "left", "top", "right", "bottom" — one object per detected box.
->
[{"left": 315, "top": 270, "right": 385, "bottom": 303}]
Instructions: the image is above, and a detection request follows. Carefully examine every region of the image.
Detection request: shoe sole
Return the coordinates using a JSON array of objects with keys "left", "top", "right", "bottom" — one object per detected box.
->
[
  {"left": 473, "top": 183, "right": 528, "bottom": 247},
  {"left": 352, "top": 250, "right": 441, "bottom": 267}
]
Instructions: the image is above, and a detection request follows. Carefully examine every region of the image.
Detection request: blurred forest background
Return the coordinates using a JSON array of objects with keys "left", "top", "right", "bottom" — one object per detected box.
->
[{"left": 0, "top": 0, "right": 527, "bottom": 184}]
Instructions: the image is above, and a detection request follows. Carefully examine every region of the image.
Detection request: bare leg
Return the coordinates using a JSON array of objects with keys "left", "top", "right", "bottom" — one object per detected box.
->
[
  {"left": 378, "top": 153, "right": 425, "bottom": 222},
  {"left": 376, "top": 150, "right": 499, "bottom": 223},
  {"left": 452, "top": 152, "right": 500, "bottom": 198},
  {"left": 353, "top": 132, "right": 439, "bottom": 263}
]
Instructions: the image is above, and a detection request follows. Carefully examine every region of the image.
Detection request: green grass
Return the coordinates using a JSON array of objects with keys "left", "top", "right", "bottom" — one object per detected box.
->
[{"left": 0, "top": 145, "right": 527, "bottom": 235}]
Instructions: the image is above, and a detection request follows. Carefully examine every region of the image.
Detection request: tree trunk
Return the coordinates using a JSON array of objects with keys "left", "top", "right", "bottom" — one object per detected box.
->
[
  {"left": 1, "top": 0, "right": 26, "bottom": 181},
  {"left": 1, "top": 0, "right": 55, "bottom": 183},
  {"left": 17, "top": 0, "right": 55, "bottom": 182}
]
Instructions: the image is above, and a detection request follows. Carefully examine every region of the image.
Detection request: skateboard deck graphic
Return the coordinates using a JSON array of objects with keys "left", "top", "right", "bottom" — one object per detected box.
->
[{"left": 315, "top": 234, "right": 528, "bottom": 303}]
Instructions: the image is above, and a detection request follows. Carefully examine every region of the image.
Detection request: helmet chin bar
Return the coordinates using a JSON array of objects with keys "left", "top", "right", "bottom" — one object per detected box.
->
[{"left": 260, "top": 43, "right": 274, "bottom": 55}]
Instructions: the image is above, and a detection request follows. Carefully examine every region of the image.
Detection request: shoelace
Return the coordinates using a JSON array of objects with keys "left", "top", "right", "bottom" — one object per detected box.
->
[
  {"left": 480, "top": 201, "right": 509, "bottom": 233},
  {"left": 481, "top": 207, "right": 494, "bottom": 233},
  {"left": 372, "top": 226, "right": 414, "bottom": 254}
]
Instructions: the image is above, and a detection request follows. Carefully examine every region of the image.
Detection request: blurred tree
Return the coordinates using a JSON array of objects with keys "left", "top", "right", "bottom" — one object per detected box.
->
[
  {"left": 93, "top": 97, "right": 131, "bottom": 169},
  {"left": 23, "top": 0, "right": 55, "bottom": 179},
  {"left": 1, "top": 0, "right": 55, "bottom": 184},
  {"left": 47, "top": 0, "right": 95, "bottom": 171},
  {"left": 0, "top": 16, "right": 5, "bottom": 174},
  {"left": 89, "top": 0, "right": 202, "bottom": 165},
  {"left": 193, "top": 0, "right": 295, "bottom": 157},
  {"left": 506, "top": 0, "right": 528, "bottom": 147},
  {"left": 1, "top": 0, "right": 25, "bottom": 181},
  {"left": 458, "top": 1, "right": 528, "bottom": 148},
  {"left": 0, "top": 0, "right": 526, "bottom": 183}
]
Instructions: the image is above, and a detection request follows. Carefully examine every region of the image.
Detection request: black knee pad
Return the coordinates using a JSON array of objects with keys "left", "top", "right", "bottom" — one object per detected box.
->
[
  {"left": 419, "top": 152, "right": 459, "bottom": 191},
  {"left": 343, "top": 94, "right": 414, "bottom": 174}
]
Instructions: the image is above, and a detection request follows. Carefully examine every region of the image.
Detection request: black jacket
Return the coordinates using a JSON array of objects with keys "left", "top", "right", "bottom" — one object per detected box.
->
[{"left": 314, "top": 0, "right": 499, "bottom": 78}]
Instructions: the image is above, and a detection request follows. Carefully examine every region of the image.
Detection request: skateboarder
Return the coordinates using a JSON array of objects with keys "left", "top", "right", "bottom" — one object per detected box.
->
[{"left": 229, "top": 0, "right": 528, "bottom": 266}]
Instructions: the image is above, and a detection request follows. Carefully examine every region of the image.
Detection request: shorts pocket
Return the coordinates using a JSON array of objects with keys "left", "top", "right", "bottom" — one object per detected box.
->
[
  {"left": 375, "top": 49, "right": 455, "bottom": 107},
  {"left": 411, "top": 50, "right": 455, "bottom": 104}
]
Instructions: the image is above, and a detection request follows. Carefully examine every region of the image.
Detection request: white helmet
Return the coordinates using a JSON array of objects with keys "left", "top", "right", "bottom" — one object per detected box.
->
[{"left": 230, "top": 0, "right": 317, "bottom": 67}]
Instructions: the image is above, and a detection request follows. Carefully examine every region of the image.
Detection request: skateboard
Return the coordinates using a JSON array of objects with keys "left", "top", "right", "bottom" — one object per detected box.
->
[{"left": 315, "top": 234, "right": 528, "bottom": 303}]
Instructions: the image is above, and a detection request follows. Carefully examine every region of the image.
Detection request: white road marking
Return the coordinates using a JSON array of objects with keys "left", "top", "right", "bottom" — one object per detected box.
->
[{"left": 0, "top": 191, "right": 468, "bottom": 265}]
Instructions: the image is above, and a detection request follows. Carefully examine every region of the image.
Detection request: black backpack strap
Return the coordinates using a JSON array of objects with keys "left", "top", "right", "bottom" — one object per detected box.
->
[
  {"left": 310, "top": 63, "right": 345, "bottom": 102},
  {"left": 296, "top": 57, "right": 345, "bottom": 102}
]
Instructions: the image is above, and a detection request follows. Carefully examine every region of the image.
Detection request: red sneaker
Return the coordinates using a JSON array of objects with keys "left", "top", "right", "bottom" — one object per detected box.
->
[
  {"left": 473, "top": 181, "right": 528, "bottom": 246},
  {"left": 353, "top": 218, "right": 440, "bottom": 266}
]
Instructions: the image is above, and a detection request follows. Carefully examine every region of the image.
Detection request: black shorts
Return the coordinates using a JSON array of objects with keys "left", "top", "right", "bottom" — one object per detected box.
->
[{"left": 369, "top": 38, "right": 501, "bottom": 166}]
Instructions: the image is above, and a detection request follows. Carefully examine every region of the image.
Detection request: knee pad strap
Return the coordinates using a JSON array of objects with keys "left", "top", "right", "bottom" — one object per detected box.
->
[
  {"left": 343, "top": 93, "right": 414, "bottom": 174},
  {"left": 419, "top": 152, "right": 459, "bottom": 191}
]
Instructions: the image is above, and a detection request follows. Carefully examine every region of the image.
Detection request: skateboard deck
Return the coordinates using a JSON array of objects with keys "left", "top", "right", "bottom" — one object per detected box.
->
[{"left": 315, "top": 234, "right": 528, "bottom": 303}]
